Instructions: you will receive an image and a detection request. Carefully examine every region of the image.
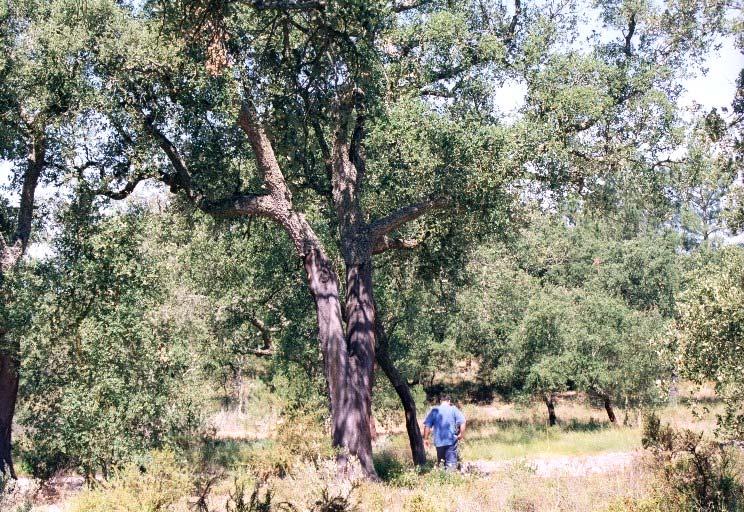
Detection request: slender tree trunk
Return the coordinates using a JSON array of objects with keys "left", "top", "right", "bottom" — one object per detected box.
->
[
  {"left": 544, "top": 394, "right": 557, "bottom": 426},
  {"left": 0, "top": 349, "right": 18, "bottom": 478},
  {"left": 0, "top": 130, "right": 45, "bottom": 478},
  {"left": 602, "top": 395, "right": 617, "bottom": 424},
  {"left": 375, "top": 317, "right": 426, "bottom": 466}
]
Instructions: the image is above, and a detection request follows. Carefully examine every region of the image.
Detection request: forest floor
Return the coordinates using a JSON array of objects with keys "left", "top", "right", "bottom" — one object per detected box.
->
[{"left": 8, "top": 384, "right": 722, "bottom": 512}]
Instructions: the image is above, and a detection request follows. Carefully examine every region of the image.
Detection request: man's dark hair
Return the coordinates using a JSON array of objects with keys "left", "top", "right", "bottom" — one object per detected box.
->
[{"left": 440, "top": 393, "right": 451, "bottom": 402}]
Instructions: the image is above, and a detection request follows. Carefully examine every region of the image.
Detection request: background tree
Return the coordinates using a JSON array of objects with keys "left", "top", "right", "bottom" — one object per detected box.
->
[
  {"left": 0, "top": 0, "right": 107, "bottom": 475},
  {"left": 455, "top": 212, "right": 676, "bottom": 424},
  {"left": 676, "top": 247, "right": 744, "bottom": 439},
  {"left": 0, "top": 0, "right": 729, "bottom": 478}
]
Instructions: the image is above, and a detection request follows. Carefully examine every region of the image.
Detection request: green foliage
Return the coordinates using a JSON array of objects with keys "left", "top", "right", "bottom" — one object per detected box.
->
[
  {"left": 0, "top": 0, "right": 738, "bottom": 490},
  {"left": 677, "top": 247, "right": 744, "bottom": 438},
  {"left": 455, "top": 213, "right": 669, "bottom": 411},
  {"left": 18, "top": 207, "right": 205, "bottom": 479}
]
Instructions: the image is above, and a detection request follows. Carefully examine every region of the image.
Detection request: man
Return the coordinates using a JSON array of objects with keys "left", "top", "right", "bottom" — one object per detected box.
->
[{"left": 423, "top": 394, "right": 466, "bottom": 470}]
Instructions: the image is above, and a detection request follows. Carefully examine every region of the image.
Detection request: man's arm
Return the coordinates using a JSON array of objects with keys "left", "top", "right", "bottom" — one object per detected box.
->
[
  {"left": 456, "top": 421, "right": 466, "bottom": 440},
  {"left": 423, "top": 425, "right": 432, "bottom": 447},
  {"left": 456, "top": 408, "right": 466, "bottom": 440}
]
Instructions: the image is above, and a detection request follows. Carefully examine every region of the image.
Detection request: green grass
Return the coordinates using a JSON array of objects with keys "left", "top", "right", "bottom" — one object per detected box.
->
[
  {"left": 460, "top": 421, "right": 641, "bottom": 460},
  {"left": 380, "top": 416, "right": 642, "bottom": 463}
]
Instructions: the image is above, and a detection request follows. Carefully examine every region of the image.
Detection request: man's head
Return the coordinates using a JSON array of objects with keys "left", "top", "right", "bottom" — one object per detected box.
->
[{"left": 440, "top": 393, "right": 451, "bottom": 404}]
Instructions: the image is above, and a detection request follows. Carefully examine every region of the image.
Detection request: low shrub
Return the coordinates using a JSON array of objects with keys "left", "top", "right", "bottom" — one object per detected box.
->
[
  {"left": 67, "top": 450, "right": 193, "bottom": 512},
  {"left": 403, "top": 493, "right": 437, "bottom": 512},
  {"left": 241, "top": 410, "right": 332, "bottom": 479}
]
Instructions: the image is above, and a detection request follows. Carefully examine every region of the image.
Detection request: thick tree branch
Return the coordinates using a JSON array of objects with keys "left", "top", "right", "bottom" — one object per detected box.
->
[
  {"left": 369, "top": 197, "right": 448, "bottom": 240},
  {"left": 247, "top": 314, "right": 273, "bottom": 351},
  {"left": 141, "top": 115, "right": 194, "bottom": 197},
  {"left": 330, "top": 87, "right": 367, "bottom": 260},
  {"left": 246, "top": 347, "right": 275, "bottom": 357},
  {"left": 237, "top": 100, "right": 293, "bottom": 205},
  {"left": 349, "top": 112, "right": 366, "bottom": 180},
  {"left": 311, "top": 119, "right": 333, "bottom": 186},
  {"left": 505, "top": 0, "right": 522, "bottom": 46},
  {"left": 96, "top": 174, "right": 149, "bottom": 200},
  {"left": 391, "top": 0, "right": 430, "bottom": 13},
  {"left": 2, "top": 129, "right": 45, "bottom": 275},
  {"left": 196, "top": 193, "right": 278, "bottom": 218},
  {"left": 13, "top": 131, "right": 45, "bottom": 255},
  {"left": 372, "top": 236, "right": 423, "bottom": 255},
  {"left": 250, "top": 0, "right": 325, "bottom": 10}
]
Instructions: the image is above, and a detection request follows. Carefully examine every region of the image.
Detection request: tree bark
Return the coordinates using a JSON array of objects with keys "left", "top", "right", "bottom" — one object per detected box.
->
[
  {"left": 375, "top": 317, "right": 426, "bottom": 466},
  {"left": 0, "top": 348, "right": 18, "bottom": 478},
  {"left": 544, "top": 394, "right": 557, "bottom": 426},
  {"left": 339, "top": 260, "right": 377, "bottom": 477},
  {"left": 603, "top": 395, "right": 617, "bottom": 424}
]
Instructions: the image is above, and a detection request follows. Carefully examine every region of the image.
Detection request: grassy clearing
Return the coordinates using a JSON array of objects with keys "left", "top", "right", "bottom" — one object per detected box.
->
[
  {"left": 26, "top": 390, "right": 729, "bottom": 512},
  {"left": 461, "top": 421, "right": 640, "bottom": 460},
  {"left": 380, "top": 397, "right": 645, "bottom": 463},
  {"left": 353, "top": 464, "right": 651, "bottom": 512}
]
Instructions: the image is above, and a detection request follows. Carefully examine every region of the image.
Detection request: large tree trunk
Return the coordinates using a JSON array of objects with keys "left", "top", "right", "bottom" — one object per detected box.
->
[
  {"left": 341, "top": 260, "right": 377, "bottom": 477},
  {"left": 375, "top": 317, "right": 426, "bottom": 466},
  {"left": 0, "top": 350, "right": 18, "bottom": 478},
  {"left": 233, "top": 101, "right": 380, "bottom": 478},
  {"left": 302, "top": 248, "right": 377, "bottom": 478},
  {"left": 544, "top": 394, "right": 557, "bottom": 426}
]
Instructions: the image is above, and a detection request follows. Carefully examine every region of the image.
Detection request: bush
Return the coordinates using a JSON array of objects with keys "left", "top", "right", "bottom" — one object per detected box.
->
[
  {"left": 225, "top": 478, "right": 300, "bottom": 512},
  {"left": 637, "top": 413, "right": 744, "bottom": 512},
  {"left": 240, "top": 410, "right": 332, "bottom": 479},
  {"left": 67, "top": 450, "right": 193, "bottom": 512}
]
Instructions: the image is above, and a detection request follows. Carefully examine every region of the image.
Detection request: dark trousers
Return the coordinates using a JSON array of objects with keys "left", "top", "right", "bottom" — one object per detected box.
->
[{"left": 435, "top": 442, "right": 459, "bottom": 470}]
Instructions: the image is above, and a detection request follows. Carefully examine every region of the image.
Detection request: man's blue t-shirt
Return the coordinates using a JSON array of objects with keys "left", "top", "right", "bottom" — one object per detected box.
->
[{"left": 423, "top": 403, "right": 465, "bottom": 447}]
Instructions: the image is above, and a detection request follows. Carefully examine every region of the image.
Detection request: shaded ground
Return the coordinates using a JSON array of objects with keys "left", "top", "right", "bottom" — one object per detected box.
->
[{"left": 4, "top": 475, "right": 84, "bottom": 511}]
